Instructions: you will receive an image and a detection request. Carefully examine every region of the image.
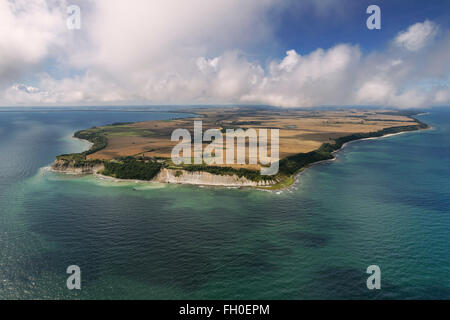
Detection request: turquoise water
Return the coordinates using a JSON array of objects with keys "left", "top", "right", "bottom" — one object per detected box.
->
[{"left": 0, "top": 109, "right": 449, "bottom": 299}]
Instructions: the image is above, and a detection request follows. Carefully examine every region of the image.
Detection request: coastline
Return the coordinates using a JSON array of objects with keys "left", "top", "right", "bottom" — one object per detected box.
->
[
  {"left": 49, "top": 114, "right": 430, "bottom": 192},
  {"left": 336, "top": 130, "right": 407, "bottom": 152},
  {"left": 336, "top": 123, "right": 432, "bottom": 152},
  {"left": 50, "top": 165, "right": 274, "bottom": 188},
  {"left": 260, "top": 124, "right": 431, "bottom": 192}
]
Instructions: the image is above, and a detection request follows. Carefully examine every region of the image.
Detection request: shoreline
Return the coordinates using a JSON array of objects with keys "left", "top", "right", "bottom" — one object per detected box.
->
[
  {"left": 261, "top": 124, "right": 431, "bottom": 192},
  {"left": 49, "top": 126, "right": 427, "bottom": 193},
  {"left": 50, "top": 167, "right": 270, "bottom": 189},
  {"left": 49, "top": 114, "right": 430, "bottom": 192},
  {"left": 336, "top": 130, "right": 407, "bottom": 152}
]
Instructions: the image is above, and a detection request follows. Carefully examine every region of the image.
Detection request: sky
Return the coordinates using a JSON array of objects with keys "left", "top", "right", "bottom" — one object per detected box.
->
[{"left": 1, "top": 0, "right": 450, "bottom": 108}]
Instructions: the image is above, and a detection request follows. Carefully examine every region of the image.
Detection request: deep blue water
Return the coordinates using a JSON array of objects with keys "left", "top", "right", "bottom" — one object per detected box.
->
[{"left": 0, "top": 108, "right": 449, "bottom": 299}]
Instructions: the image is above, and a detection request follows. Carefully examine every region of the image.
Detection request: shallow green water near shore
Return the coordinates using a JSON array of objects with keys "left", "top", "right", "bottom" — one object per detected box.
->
[{"left": 0, "top": 108, "right": 449, "bottom": 299}]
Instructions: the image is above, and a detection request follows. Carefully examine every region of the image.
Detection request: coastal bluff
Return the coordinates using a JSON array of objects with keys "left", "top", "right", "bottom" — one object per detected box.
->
[
  {"left": 51, "top": 160, "right": 276, "bottom": 187},
  {"left": 51, "top": 159, "right": 105, "bottom": 175},
  {"left": 153, "top": 168, "right": 275, "bottom": 187}
]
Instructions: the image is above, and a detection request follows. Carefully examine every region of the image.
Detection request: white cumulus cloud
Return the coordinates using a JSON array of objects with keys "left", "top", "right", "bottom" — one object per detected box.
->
[
  {"left": 0, "top": 0, "right": 66, "bottom": 85},
  {"left": 395, "top": 20, "right": 438, "bottom": 51}
]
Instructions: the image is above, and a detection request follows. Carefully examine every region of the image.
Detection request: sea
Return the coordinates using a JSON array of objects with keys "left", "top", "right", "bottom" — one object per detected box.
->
[{"left": 0, "top": 107, "right": 449, "bottom": 299}]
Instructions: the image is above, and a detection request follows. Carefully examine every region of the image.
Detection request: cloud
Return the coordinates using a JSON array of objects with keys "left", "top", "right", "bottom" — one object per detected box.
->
[
  {"left": 13, "top": 83, "right": 41, "bottom": 94},
  {"left": 394, "top": 20, "right": 438, "bottom": 51},
  {"left": 69, "top": 0, "right": 277, "bottom": 76},
  {"left": 0, "top": 0, "right": 66, "bottom": 85},
  {"left": 241, "top": 45, "right": 362, "bottom": 107},
  {"left": 434, "top": 87, "right": 450, "bottom": 104},
  {"left": 0, "top": 1, "right": 449, "bottom": 109}
]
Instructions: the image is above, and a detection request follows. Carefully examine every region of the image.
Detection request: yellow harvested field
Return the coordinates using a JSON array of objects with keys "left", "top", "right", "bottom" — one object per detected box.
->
[{"left": 87, "top": 107, "right": 417, "bottom": 168}]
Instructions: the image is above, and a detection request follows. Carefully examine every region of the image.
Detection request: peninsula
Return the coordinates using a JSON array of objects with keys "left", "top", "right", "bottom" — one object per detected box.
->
[{"left": 51, "top": 107, "right": 428, "bottom": 190}]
